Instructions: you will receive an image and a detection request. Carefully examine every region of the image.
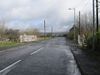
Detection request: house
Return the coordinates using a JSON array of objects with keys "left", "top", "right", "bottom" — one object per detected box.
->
[
  {"left": 20, "top": 34, "right": 38, "bottom": 43},
  {"left": 69, "top": 26, "right": 78, "bottom": 32}
]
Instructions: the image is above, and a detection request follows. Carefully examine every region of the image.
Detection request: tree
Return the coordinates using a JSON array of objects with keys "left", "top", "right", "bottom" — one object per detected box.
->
[
  {"left": 23, "top": 27, "right": 40, "bottom": 36},
  {"left": 5, "top": 29, "right": 20, "bottom": 42},
  {"left": 0, "top": 20, "right": 6, "bottom": 38}
]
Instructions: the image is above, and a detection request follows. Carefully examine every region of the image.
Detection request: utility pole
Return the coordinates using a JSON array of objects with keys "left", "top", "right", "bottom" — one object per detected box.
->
[
  {"left": 78, "top": 11, "right": 81, "bottom": 46},
  {"left": 51, "top": 26, "right": 53, "bottom": 37},
  {"left": 96, "top": 0, "right": 99, "bottom": 32},
  {"left": 79, "top": 11, "right": 81, "bottom": 35},
  {"left": 44, "top": 20, "right": 46, "bottom": 38},
  {"left": 93, "top": 0, "right": 95, "bottom": 50},
  {"left": 96, "top": 0, "right": 99, "bottom": 50}
]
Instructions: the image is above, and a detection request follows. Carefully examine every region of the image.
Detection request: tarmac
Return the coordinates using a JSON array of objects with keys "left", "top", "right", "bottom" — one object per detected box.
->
[{"left": 68, "top": 39, "right": 100, "bottom": 75}]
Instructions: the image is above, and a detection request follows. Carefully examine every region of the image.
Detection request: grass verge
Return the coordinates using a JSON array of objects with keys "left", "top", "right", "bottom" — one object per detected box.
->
[{"left": 0, "top": 37, "right": 52, "bottom": 51}]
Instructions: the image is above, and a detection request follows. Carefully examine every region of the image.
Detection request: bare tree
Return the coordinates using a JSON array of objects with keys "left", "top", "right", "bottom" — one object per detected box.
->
[{"left": 23, "top": 26, "right": 40, "bottom": 36}]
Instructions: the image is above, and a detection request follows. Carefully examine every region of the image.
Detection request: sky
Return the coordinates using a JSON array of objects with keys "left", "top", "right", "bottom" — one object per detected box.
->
[{"left": 0, "top": 0, "right": 92, "bottom": 32}]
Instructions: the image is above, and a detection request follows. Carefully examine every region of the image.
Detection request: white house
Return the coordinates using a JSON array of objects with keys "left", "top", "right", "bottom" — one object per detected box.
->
[{"left": 20, "top": 34, "right": 38, "bottom": 43}]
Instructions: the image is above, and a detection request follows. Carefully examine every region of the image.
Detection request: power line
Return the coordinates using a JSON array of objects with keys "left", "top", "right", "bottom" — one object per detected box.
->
[
  {"left": 75, "top": 0, "right": 90, "bottom": 10},
  {"left": 81, "top": 0, "right": 92, "bottom": 11},
  {"left": 74, "top": 0, "right": 87, "bottom": 8}
]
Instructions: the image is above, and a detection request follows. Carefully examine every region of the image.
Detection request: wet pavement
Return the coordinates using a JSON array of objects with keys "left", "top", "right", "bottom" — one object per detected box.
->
[
  {"left": 0, "top": 37, "right": 81, "bottom": 75},
  {"left": 70, "top": 44, "right": 100, "bottom": 75}
]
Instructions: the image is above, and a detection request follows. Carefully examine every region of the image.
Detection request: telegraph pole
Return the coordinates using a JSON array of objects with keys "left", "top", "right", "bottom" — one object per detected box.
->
[
  {"left": 78, "top": 11, "right": 81, "bottom": 46},
  {"left": 44, "top": 20, "right": 46, "bottom": 38},
  {"left": 96, "top": 0, "right": 99, "bottom": 32},
  {"left": 93, "top": 0, "right": 95, "bottom": 50},
  {"left": 79, "top": 11, "right": 81, "bottom": 35},
  {"left": 96, "top": 0, "right": 99, "bottom": 50},
  {"left": 51, "top": 26, "right": 53, "bottom": 37}
]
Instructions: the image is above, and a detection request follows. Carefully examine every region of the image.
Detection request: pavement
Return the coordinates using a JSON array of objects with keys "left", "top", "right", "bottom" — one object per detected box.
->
[
  {"left": 0, "top": 37, "right": 81, "bottom": 75},
  {"left": 67, "top": 38, "right": 100, "bottom": 75}
]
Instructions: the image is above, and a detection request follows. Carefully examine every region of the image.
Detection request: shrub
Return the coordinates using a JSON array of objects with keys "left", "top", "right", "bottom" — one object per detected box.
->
[
  {"left": 86, "top": 32, "right": 100, "bottom": 50},
  {"left": 67, "top": 32, "right": 74, "bottom": 40}
]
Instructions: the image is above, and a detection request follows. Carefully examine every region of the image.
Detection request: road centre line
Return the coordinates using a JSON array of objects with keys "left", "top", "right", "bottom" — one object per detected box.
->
[
  {"left": 30, "top": 47, "right": 43, "bottom": 55},
  {"left": 0, "top": 60, "right": 22, "bottom": 75}
]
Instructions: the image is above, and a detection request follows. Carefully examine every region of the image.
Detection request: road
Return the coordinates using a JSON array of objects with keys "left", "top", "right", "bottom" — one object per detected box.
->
[{"left": 0, "top": 37, "right": 81, "bottom": 75}]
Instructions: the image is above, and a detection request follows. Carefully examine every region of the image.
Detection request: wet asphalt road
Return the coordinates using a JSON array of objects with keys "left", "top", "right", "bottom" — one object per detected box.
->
[{"left": 0, "top": 37, "right": 81, "bottom": 75}]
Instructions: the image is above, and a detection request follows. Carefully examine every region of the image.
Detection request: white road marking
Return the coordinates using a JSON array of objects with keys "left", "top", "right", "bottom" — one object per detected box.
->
[
  {"left": 30, "top": 47, "right": 43, "bottom": 55},
  {"left": 0, "top": 60, "right": 22, "bottom": 75}
]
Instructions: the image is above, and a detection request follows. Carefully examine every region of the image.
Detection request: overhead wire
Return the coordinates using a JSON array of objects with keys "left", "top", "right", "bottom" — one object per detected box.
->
[
  {"left": 74, "top": 0, "right": 92, "bottom": 12},
  {"left": 74, "top": 0, "right": 88, "bottom": 8}
]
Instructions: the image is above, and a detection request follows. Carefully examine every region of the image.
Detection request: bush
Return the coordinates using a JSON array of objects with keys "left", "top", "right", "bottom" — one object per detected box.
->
[
  {"left": 86, "top": 32, "right": 100, "bottom": 50},
  {"left": 67, "top": 32, "right": 74, "bottom": 40}
]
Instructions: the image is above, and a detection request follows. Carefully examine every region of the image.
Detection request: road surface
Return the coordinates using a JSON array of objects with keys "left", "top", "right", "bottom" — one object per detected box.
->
[{"left": 0, "top": 37, "right": 81, "bottom": 75}]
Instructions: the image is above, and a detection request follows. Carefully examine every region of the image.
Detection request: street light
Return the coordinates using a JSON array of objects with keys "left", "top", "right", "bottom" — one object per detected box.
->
[{"left": 68, "top": 8, "right": 76, "bottom": 41}]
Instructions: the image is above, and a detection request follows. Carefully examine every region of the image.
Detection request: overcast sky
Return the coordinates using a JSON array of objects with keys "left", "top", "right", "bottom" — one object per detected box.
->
[{"left": 0, "top": 0, "right": 92, "bottom": 32}]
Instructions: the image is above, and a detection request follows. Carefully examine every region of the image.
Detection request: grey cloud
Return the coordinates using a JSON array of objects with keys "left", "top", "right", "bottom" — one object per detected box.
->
[{"left": 0, "top": 0, "right": 85, "bottom": 32}]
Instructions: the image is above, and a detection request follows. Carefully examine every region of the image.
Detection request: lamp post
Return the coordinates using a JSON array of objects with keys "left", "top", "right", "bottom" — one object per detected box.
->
[{"left": 68, "top": 8, "right": 76, "bottom": 41}]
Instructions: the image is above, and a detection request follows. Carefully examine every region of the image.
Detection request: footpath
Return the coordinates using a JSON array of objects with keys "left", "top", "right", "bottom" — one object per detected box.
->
[{"left": 66, "top": 38, "right": 100, "bottom": 75}]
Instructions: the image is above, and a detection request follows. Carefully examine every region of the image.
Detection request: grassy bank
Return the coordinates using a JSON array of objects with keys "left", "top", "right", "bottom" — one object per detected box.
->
[
  {"left": 0, "top": 41, "right": 21, "bottom": 48},
  {"left": 0, "top": 37, "right": 51, "bottom": 51}
]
